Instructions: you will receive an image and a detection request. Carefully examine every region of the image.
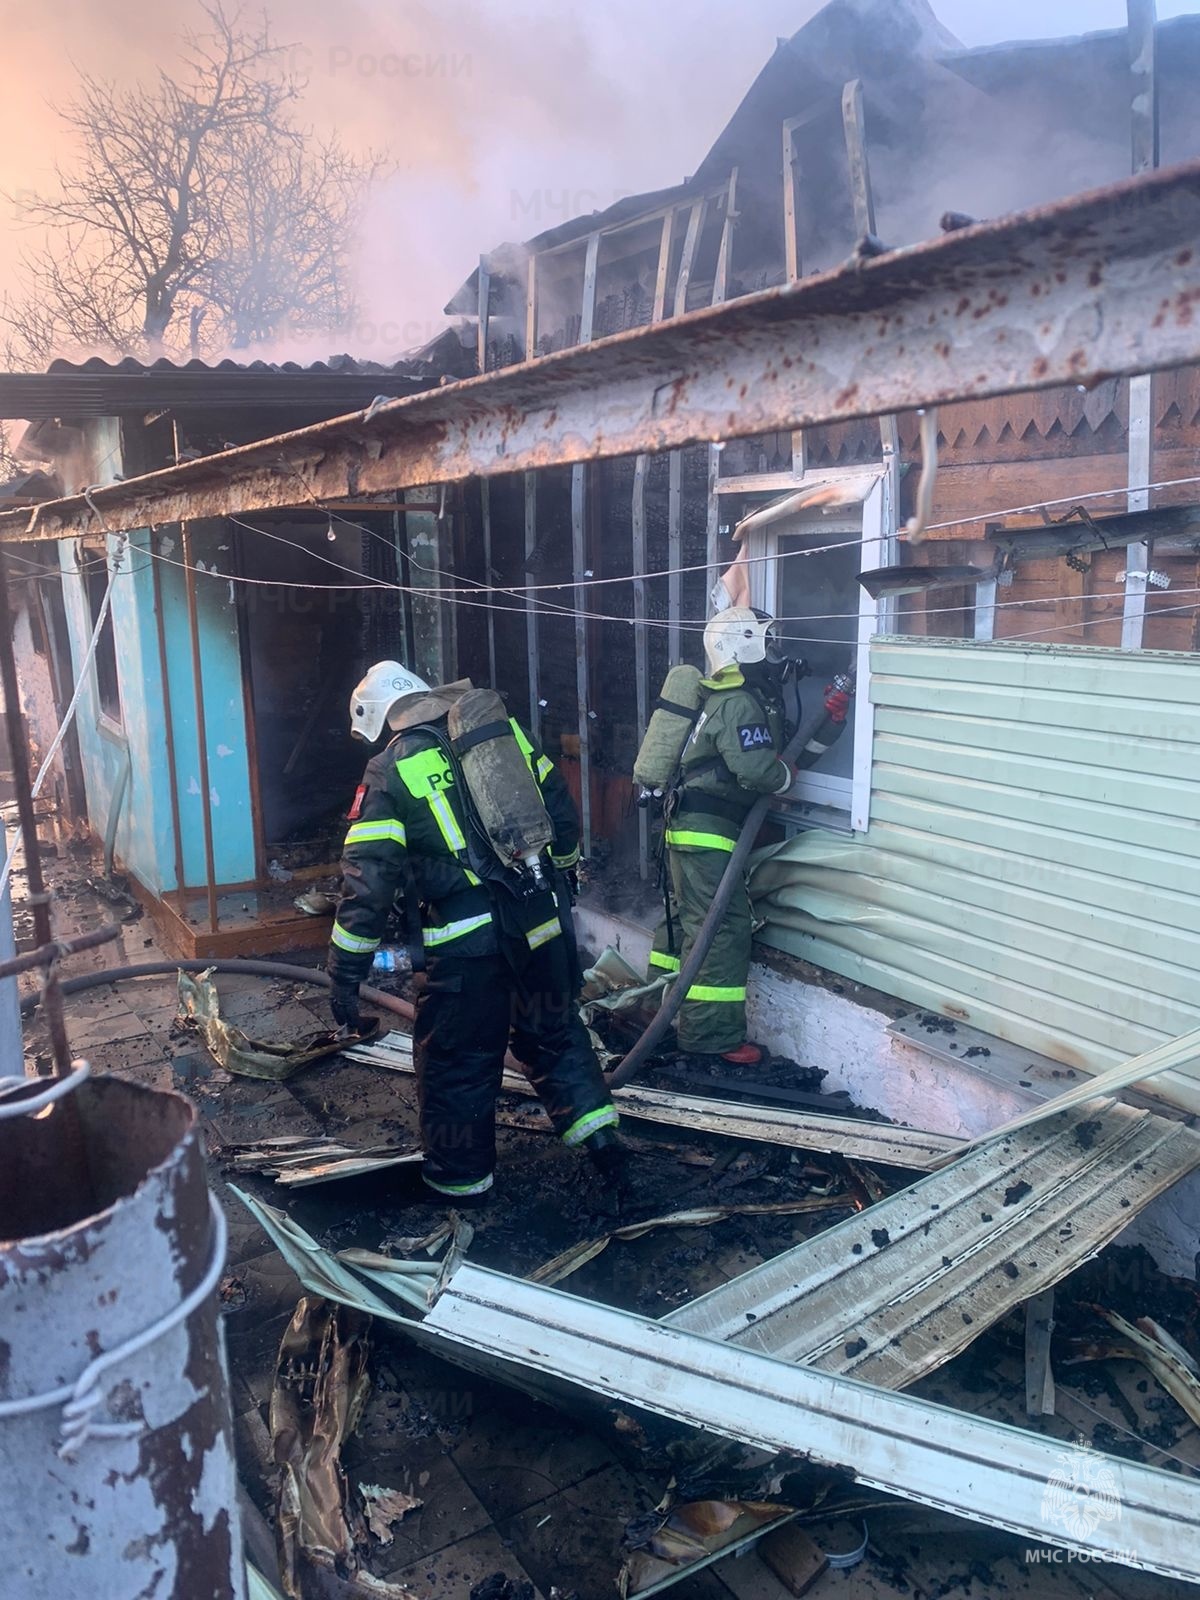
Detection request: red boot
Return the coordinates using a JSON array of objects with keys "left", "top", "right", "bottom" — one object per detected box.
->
[{"left": 720, "top": 1041, "right": 764, "bottom": 1066}]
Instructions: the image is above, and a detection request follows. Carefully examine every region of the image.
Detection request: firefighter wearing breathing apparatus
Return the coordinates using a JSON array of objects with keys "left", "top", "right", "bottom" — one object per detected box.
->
[
  {"left": 648, "top": 608, "right": 795, "bottom": 1065},
  {"left": 326, "top": 661, "right": 624, "bottom": 1200}
]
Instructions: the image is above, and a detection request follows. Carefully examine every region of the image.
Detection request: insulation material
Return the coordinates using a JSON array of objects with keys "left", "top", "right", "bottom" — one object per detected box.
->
[
  {"left": 177, "top": 968, "right": 378, "bottom": 1081},
  {"left": 270, "top": 1297, "right": 407, "bottom": 1599}
]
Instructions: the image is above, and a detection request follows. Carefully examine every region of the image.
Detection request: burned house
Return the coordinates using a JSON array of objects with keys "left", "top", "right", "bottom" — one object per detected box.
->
[
  {"left": 8, "top": 0, "right": 1200, "bottom": 1134},
  {"left": 8, "top": 0, "right": 1200, "bottom": 1594},
  {"left": 1, "top": 346, "right": 478, "bottom": 954}
]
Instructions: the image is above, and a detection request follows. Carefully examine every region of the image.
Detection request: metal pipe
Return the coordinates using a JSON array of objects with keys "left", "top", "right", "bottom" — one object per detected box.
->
[
  {"left": 0, "top": 1073, "right": 245, "bottom": 1598},
  {"left": 102, "top": 734, "right": 131, "bottom": 879},
  {"left": 20, "top": 956, "right": 417, "bottom": 1025},
  {"left": 181, "top": 521, "right": 220, "bottom": 933},
  {"left": 1122, "top": 0, "right": 1160, "bottom": 648},
  {"left": 0, "top": 923, "right": 118, "bottom": 982},
  {"left": 0, "top": 547, "right": 73, "bottom": 1074}
]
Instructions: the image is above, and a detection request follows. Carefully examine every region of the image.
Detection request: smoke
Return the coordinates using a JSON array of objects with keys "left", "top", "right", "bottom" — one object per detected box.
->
[
  {"left": 1, "top": 0, "right": 1194, "bottom": 367},
  {"left": 0, "top": 0, "right": 823, "bottom": 364}
]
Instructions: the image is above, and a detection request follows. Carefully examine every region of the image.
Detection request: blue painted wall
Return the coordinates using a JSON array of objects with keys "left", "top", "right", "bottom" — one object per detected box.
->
[
  {"left": 59, "top": 525, "right": 175, "bottom": 894},
  {"left": 58, "top": 420, "right": 257, "bottom": 893},
  {"left": 156, "top": 521, "right": 256, "bottom": 887}
]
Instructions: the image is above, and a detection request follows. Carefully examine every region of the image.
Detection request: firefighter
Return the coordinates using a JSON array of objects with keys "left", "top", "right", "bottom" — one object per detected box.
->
[
  {"left": 648, "top": 609, "right": 793, "bottom": 1065},
  {"left": 326, "top": 661, "right": 626, "bottom": 1201}
]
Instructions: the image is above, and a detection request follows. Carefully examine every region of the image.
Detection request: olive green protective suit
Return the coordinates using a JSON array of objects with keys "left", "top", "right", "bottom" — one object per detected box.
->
[{"left": 649, "top": 664, "right": 790, "bottom": 1053}]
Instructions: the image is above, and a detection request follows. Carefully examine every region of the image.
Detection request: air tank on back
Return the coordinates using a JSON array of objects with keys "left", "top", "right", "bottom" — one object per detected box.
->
[
  {"left": 632, "top": 663, "right": 703, "bottom": 802},
  {"left": 448, "top": 688, "right": 554, "bottom": 886}
]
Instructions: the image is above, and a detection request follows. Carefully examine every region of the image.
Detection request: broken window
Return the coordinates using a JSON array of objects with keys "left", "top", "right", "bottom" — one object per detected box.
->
[
  {"left": 80, "top": 547, "right": 122, "bottom": 727},
  {"left": 737, "top": 474, "right": 887, "bottom": 833}
]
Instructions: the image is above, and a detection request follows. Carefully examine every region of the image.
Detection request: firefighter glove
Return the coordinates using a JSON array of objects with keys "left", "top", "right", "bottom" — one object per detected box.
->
[{"left": 823, "top": 683, "right": 852, "bottom": 724}]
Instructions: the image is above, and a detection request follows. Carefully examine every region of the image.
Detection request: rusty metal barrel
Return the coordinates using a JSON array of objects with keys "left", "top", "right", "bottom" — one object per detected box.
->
[{"left": 0, "top": 1066, "right": 245, "bottom": 1599}]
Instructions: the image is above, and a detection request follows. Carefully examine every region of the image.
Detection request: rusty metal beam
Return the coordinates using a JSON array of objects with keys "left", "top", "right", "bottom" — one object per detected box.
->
[
  {"left": 572, "top": 231, "right": 600, "bottom": 856},
  {"left": 7, "top": 163, "right": 1200, "bottom": 544},
  {"left": 1122, "top": 0, "right": 1159, "bottom": 649}
]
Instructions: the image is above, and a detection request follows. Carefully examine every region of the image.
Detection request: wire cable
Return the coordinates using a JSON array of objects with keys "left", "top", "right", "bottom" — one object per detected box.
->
[
  {"left": 0, "top": 500, "right": 128, "bottom": 900},
  {"left": 923, "top": 473, "right": 1200, "bottom": 535},
  {"left": 104, "top": 529, "right": 1200, "bottom": 647}
]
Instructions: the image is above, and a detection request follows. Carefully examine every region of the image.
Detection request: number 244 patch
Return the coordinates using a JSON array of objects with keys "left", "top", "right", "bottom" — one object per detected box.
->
[{"left": 737, "top": 723, "right": 773, "bottom": 751}]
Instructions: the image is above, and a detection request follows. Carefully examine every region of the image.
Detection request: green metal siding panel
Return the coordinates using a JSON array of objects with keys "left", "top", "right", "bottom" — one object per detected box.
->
[{"left": 753, "top": 637, "right": 1200, "bottom": 1081}]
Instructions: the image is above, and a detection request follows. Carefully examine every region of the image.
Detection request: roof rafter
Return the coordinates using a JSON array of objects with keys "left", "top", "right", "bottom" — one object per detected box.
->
[{"left": 6, "top": 161, "right": 1200, "bottom": 544}]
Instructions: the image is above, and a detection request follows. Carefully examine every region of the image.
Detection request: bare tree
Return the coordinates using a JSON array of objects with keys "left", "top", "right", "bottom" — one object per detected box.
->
[
  {"left": 7, "top": 3, "right": 378, "bottom": 359},
  {"left": 207, "top": 125, "right": 385, "bottom": 349}
]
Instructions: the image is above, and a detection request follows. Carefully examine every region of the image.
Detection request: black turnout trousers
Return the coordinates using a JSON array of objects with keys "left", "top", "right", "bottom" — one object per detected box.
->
[{"left": 412, "top": 930, "right": 617, "bottom": 1194}]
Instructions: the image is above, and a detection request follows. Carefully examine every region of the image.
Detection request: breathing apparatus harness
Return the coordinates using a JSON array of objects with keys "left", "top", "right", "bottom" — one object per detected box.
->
[{"left": 653, "top": 653, "right": 806, "bottom": 955}]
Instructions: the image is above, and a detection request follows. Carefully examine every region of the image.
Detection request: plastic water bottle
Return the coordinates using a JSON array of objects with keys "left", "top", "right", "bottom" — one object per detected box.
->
[{"left": 371, "top": 947, "right": 411, "bottom": 975}]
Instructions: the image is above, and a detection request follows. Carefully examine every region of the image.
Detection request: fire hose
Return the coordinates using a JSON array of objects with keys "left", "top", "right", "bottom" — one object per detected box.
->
[
  {"left": 20, "top": 958, "right": 416, "bottom": 1024},
  {"left": 22, "top": 681, "right": 852, "bottom": 1090},
  {"left": 607, "top": 672, "right": 855, "bottom": 1091}
]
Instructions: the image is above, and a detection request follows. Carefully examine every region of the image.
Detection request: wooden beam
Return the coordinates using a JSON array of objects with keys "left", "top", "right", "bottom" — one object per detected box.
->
[{"left": 842, "top": 79, "right": 901, "bottom": 481}]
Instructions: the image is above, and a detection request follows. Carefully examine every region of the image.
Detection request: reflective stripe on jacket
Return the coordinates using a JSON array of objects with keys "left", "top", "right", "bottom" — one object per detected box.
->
[
  {"left": 327, "top": 716, "right": 580, "bottom": 982},
  {"left": 670, "top": 664, "right": 790, "bottom": 847}
]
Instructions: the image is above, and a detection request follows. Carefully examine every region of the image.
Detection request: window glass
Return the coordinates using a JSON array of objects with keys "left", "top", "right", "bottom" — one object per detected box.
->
[{"left": 775, "top": 525, "right": 859, "bottom": 783}]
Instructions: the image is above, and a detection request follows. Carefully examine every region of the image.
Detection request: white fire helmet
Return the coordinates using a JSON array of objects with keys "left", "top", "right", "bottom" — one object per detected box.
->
[
  {"left": 703, "top": 607, "right": 776, "bottom": 675},
  {"left": 349, "top": 661, "right": 431, "bottom": 743}
]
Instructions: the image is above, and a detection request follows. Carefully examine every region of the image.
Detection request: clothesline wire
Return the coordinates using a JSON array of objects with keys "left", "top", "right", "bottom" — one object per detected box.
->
[
  {"left": 255, "top": 463, "right": 1200, "bottom": 597},
  {"left": 7, "top": 519, "right": 1200, "bottom": 645}
]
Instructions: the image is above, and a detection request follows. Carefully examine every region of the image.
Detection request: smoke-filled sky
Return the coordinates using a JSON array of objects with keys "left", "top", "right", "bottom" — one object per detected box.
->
[{"left": 1, "top": 0, "right": 1198, "bottom": 361}]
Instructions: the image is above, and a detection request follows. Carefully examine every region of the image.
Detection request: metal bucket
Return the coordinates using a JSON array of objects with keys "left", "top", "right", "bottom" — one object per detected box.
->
[{"left": 0, "top": 1072, "right": 244, "bottom": 1599}]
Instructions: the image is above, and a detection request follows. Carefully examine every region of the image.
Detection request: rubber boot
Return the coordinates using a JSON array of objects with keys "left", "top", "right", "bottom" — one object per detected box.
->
[
  {"left": 586, "top": 1126, "right": 630, "bottom": 1186},
  {"left": 720, "top": 1041, "right": 765, "bottom": 1066},
  {"left": 585, "top": 1126, "right": 633, "bottom": 1216}
]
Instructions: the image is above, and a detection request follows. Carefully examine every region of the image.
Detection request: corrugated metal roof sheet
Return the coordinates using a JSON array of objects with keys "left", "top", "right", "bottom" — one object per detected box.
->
[
  {"left": 422, "top": 1260, "right": 1200, "bottom": 1586},
  {"left": 0, "top": 352, "right": 449, "bottom": 420},
  {"left": 664, "top": 1098, "right": 1200, "bottom": 1388},
  {"left": 233, "top": 1186, "right": 1200, "bottom": 1584},
  {"left": 753, "top": 638, "right": 1200, "bottom": 1103},
  {"left": 346, "top": 1034, "right": 965, "bottom": 1169}
]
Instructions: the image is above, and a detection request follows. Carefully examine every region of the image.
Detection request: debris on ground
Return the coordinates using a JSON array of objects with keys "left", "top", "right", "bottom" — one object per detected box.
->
[
  {"left": 358, "top": 1483, "right": 423, "bottom": 1545},
  {"left": 178, "top": 967, "right": 378, "bottom": 1080},
  {"left": 17, "top": 837, "right": 1200, "bottom": 1600},
  {"left": 528, "top": 1197, "right": 849, "bottom": 1287},
  {"left": 223, "top": 1135, "right": 422, "bottom": 1186},
  {"left": 270, "top": 1297, "right": 408, "bottom": 1598}
]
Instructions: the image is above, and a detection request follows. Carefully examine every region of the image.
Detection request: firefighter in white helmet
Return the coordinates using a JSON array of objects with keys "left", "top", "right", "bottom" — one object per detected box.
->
[
  {"left": 648, "top": 609, "right": 793, "bottom": 1064},
  {"left": 327, "top": 661, "right": 626, "bottom": 1202}
]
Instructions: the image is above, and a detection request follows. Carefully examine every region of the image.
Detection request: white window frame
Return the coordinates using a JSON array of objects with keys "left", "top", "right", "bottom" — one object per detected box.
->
[{"left": 741, "top": 467, "right": 891, "bottom": 835}]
